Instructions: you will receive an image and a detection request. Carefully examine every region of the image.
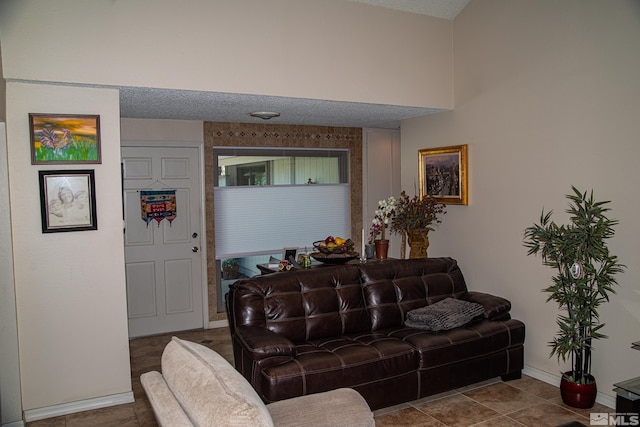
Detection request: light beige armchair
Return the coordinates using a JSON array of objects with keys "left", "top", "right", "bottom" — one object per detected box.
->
[{"left": 140, "top": 337, "right": 374, "bottom": 427}]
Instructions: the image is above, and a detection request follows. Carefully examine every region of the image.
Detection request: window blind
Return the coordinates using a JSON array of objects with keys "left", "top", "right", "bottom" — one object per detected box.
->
[{"left": 214, "top": 184, "right": 350, "bottom": 258}]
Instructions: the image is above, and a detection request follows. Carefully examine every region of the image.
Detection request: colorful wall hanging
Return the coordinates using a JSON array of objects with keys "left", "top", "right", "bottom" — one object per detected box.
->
[{"left": 140, "top": 190, "right": 177, "bottom": 227}]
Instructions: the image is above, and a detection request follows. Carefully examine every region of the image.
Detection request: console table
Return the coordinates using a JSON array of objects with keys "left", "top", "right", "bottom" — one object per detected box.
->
[
  {"left": 256, "top": 258, "right": 392, "bottom": 275},
  {"left": 613, "top": 341, "right": 640, "bottom": 422}
]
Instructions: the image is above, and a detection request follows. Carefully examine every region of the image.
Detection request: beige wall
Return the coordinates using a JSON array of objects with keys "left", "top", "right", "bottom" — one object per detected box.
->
[
  {"left": 6, "top": 82, "right": 132, "bottom": 415},
  {"left": 0, "top": 121, "right": 23, "bottom": 425},
  {"left": 120, "top": 119, "right": 204, "bottom": 144},
  {"left": 0, "top": 35, "right": 5, "bottom": 121},
  {"left": 0, "top": 1, "right": 453, "bottom": 417},
  {"left": 401, "top": 0, "right": 640, "bottom": 404},
  {"left": 0, "top": 0, "right": 453, "bottom": 110},
  {"left": 4, "top": 0, "right": 638, "bottom": 417}
]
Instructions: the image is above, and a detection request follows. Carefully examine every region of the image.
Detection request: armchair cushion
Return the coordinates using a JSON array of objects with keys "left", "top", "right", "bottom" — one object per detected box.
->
[
  {"left": 266, "top": 388, "right": 374, "bottom": 427},
  {"left": 160, "top": 337, "right": 273, "bottom": 427},
  {"left": 140, "top": 371, "right": 194, "bottom": 427},
  {"left": 142, "top": 337, "right": 375, "bottom": 427}
]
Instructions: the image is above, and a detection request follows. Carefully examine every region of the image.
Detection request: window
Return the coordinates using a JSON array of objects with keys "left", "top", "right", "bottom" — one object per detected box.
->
[
  {"left": 216, "top": 148, "right": 348, "bottom": 186},
  {"left": 214, "top": 147, "right": 350, "bottom": 311}
]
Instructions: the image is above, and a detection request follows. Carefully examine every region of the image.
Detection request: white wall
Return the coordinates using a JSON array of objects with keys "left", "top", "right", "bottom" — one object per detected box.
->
[
  {"left": 0, "top": 0, "right": 451, "bottom": 413},
  {"left": 5, "top": 82, "right": 132, "bottom": 417},
  {"left": 363, "top": 128, "right": 402, "bottom": 257},
  {"left": 0, "top": 0, "right": 453, "bottom": 110},
  {"left": 401, "top": 0, "right": 640, "bottom": 404},
  {"left": 0, "top": 122, "right": 23, "bottom": 426},
  {"left": 120, "top": 119, "right": 204, "bottom": 143}
]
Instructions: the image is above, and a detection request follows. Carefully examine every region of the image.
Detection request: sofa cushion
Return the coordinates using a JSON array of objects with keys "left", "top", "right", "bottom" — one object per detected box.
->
[
  {"left": 161, "top": 337, "right": 274, "bottom": 427},
  {"left": 389, "top": 318, "right": 526, "bottom": 368},
  {"left": 405, "top": 297, "right": 484, "bottom": 331},
  {"left": 463, "top": 291, "right": 512, "bottom": 320},
  {"left": 359, "top": 258, "right": 469, "bottom": 331},
  {"left": 230, "top": 266, "right": 370, "bottom": 342},
  {"left": 259, "top": 333, "right": 417, "bottom": 402}
]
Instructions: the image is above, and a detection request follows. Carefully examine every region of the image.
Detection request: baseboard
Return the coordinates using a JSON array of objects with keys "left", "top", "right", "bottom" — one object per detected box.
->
[
  {"left": 2, "top": 420, "right": 25, "bottom": 427},
  {"left": 23, "top": 391, "right": 134, "bottom": 422},
  {"left": 523, "top": 364, "right": 616, "bottom": 410},
  {"left": 207, "top": 319, "right": 229, "bottom": 329}
]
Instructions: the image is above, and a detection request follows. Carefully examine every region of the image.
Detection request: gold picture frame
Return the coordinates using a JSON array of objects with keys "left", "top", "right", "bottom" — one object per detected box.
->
[{"left": 418, "top": 144, "right": 468, "bottom": 205}]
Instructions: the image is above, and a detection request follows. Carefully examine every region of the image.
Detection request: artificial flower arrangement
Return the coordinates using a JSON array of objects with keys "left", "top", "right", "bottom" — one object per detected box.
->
[
  {"left": 391, "top": 191, "right": 446, "bottom": 258},
  {"left": 390, "top": 191, "right": 446, "bottom": 236},
  {"left": 369, "top": 192, "right": 446, "bottom": 258},
  {"left": 369, "top": 196, "right": 398, "bottom": 242}
]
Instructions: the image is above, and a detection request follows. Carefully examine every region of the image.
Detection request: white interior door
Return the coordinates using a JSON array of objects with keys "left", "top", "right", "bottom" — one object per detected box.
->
[{"left": 122, "top": 145, "right": 204, "bottom": 338}]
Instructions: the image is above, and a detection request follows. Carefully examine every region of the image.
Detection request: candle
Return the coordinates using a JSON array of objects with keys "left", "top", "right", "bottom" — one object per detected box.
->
[{"left": 361, "top": 228, "right": 365, "bottom": 256}]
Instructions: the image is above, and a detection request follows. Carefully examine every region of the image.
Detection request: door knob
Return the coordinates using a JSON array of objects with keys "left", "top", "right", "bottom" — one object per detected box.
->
[{"left": 192, "top": 246, "right": 199, "bottom": 253}]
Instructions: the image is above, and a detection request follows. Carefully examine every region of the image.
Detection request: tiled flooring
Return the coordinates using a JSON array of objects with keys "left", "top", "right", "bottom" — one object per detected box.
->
[{"left": 27, "top": 327, "right": 612, "bottom": 426}]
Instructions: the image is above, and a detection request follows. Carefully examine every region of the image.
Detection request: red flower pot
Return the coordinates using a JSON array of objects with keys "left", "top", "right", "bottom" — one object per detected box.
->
[
  {"left": 560, "top": 372, "right": 597, "bottom": 409},
  {"left": 374, "top": 239, "right": 389, "bottom": 259}
]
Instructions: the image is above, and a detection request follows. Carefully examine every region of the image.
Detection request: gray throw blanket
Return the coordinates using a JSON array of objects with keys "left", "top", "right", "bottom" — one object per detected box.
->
[{"left": 405, "top": 297, "right": 484, "bottom": 331}]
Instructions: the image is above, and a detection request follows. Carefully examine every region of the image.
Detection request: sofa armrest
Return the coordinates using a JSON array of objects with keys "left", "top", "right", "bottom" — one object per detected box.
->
[
  {"left": 235, "top": 325, "right": 296, "bottom": 360},
  {"left": 140, "top": 371, "right": 194, "bottom": 427},
  {"left": 462, "top": 291, "right": 512, "bottom": 320},
  {"left": 266, "top": 388, "right": 374, "bottom": 427}
]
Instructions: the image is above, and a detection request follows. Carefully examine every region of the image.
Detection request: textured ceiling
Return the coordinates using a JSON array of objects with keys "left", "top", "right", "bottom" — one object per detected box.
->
[
  {"left": 118, "top": 0, "right": 469, "bottom": 129},
  {"left": 119, "top": 87, "right": 446, "bottom": 129}
]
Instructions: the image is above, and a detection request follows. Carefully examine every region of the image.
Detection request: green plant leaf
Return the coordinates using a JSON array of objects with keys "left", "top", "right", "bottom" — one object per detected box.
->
[{"left": 523, "top": 187, "right": 625, "bottom": 380}]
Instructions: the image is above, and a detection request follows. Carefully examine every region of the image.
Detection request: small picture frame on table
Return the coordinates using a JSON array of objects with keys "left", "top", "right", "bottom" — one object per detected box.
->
[
  {"left": 282, "top": 247, "right": 298, "bottom": 263},
  {"left": 39, "top": 170, "right": 98, "bottom": 233}
]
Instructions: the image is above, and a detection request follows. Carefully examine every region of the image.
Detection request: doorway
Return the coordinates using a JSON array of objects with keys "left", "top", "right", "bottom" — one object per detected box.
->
[{"left": 121, "top": 143, "right": 206, "bottom": 338}]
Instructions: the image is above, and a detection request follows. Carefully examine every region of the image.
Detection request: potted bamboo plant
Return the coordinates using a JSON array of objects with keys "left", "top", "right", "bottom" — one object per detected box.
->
[{"left": 523, "top": 186, "right": 625, "bottom": 408}]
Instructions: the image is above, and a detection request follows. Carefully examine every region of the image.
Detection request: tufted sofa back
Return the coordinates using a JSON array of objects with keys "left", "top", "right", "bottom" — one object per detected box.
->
[{"left": 227, "top": 257, "right": 468, "bottom": 343}]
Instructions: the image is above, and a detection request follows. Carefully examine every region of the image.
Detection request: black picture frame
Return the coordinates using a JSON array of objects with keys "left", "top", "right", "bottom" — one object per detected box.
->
[
  {"left": 39, "top": 170, "right": 98, "bottom": 233},
  {"left": 282, "top": 247, "right": 298, "bottom": 263}
]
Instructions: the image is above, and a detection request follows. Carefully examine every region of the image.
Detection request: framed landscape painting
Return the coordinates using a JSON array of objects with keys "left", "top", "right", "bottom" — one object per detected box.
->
[
  {"left": 30, "top": 114, "right": 101, "bottom": 164},
  {"left": 418, "top": 144, "right": 468, "bottom": 205}
]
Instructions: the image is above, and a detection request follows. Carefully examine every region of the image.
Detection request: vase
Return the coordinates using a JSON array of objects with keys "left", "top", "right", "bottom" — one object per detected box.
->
[
  {"left": 365, "top": 244, "right": 376, "bottom": 259},
  {"left": 560, "top": 372, "right": 597, "bottom": 409},
  {"left": 408, "top": 229, "right": 430, "bottom": 259},
  {"left": 222, "top": 265, "right": 240, "bottom": 280},
  {"left": 374, "top": 239, "right": 389, "bottom": 259}
]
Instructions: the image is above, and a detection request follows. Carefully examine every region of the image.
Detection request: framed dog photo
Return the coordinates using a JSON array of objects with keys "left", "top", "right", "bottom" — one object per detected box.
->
[
  {"left": 39, "top": 170, "right": 98, "bottom": 233},
  {"left": 418, "top": 144, "right": 468, "bottom": 205},
  {"left": 30, "top": 114, "right": 101, "bottom": 164}
]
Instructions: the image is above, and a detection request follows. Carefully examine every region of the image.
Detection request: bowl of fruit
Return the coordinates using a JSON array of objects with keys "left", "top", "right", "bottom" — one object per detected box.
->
[
  {"left": 311, "top": 236, "right": 359, "bottom": 264},
  {"left": 313, "top": 236, "right": 354, "bottom": 254}
]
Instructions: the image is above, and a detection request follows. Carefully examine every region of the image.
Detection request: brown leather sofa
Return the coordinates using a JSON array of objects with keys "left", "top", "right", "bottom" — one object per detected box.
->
[{"left": 226, "top": 257, "right": 525, "bottom": 410}]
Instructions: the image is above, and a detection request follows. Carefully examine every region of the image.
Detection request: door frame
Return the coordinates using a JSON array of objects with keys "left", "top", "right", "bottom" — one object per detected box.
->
[{"left": 121, "top": 140, "right": 209, "bottom": 330}]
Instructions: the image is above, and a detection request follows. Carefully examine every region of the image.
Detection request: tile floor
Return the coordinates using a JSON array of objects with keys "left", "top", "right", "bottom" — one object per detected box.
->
[{"left": 26, "top": 327, "right": 612, "bottom": 426}]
